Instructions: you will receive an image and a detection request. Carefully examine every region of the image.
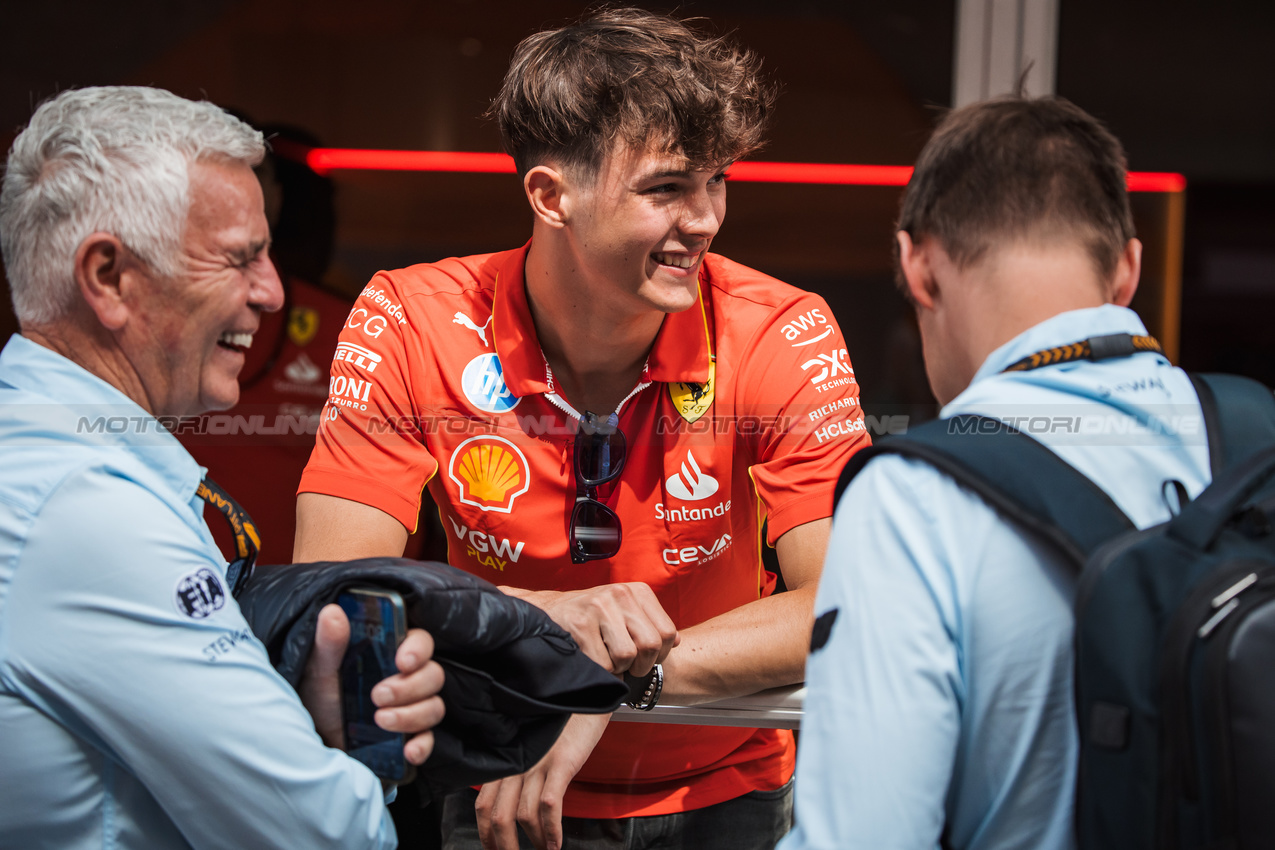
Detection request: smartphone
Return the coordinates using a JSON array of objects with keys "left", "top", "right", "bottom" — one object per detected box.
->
[{"left": 337, "top": 587, "right": 415, "bottom": 784}]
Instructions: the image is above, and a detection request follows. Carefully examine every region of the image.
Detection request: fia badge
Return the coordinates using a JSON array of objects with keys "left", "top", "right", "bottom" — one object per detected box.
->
[
  {"left": 174, "top": 568, "right": 226, "bottom": 619},
  {"left": 287, "top": 306, "right": 320, "bottom": 347},
  {"left": 667, "top": 361, "right": 715, "bottom": 424}
]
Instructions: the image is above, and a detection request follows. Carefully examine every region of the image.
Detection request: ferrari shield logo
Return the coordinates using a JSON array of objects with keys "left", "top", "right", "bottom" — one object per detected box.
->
[
  {"left": 287, "top": 306, "right": 320, "bottom": 347},
  {"left": 667, "top": 361, "right": 715, "bottom": 423}
]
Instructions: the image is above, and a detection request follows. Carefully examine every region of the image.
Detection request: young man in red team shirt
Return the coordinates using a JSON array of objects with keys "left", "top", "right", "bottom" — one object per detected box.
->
[{"left": 295, "top": 8, "right": 870, "bottom": 849}]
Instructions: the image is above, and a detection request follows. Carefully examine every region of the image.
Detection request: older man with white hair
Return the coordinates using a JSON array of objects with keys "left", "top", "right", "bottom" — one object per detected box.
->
[{"left": 0, "top": 86, "right": 443, "bottom": 849}]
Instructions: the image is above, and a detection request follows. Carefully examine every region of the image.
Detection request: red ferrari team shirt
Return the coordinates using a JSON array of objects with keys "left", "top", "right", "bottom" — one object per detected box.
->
[{"left": 300, "top": 243, "right": 869, "bottom": 818}]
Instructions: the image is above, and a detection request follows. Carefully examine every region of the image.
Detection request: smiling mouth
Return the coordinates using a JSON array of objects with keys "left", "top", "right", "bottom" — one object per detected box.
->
[
  {"left": 652, "top": 251, "right": 701, "bottom": 269},
  {"left": 217, "top": 331, "right": 254, "bottom": 353}
]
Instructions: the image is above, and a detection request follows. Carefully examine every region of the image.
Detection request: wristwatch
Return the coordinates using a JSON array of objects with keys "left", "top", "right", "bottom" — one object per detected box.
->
[{"left": 624, "top": 663, "right": 663, "bottom": 711}]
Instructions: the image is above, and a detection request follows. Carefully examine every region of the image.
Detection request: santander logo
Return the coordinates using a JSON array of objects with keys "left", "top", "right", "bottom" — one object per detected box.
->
[{"left": 666, "top": 451, "right": 719, "bottom": 501}]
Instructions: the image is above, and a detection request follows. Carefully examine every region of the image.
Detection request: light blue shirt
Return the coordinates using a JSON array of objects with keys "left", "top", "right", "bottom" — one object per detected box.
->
[
  {"left": 0, "top": 335, "right": 396, "bottom": 849},
  {"left": 780, "top": 306, "right": 1212, "bottom": 850}
]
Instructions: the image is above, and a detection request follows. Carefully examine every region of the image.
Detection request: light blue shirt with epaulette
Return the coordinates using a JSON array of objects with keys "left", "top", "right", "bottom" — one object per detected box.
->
[
  {"left": 0, "top": 334, "right": 396, "bottom": 849},
  {"left": 780, "top": 305, "right": 1212, "bottom": 850}
]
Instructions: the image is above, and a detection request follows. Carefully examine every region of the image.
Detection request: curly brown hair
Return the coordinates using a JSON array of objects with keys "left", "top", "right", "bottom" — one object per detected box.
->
[{"left": 490, "top": 6, "right": 776, "bottom": 179}]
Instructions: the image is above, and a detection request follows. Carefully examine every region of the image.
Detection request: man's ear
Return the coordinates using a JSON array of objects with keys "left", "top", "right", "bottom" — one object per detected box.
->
[
  {"left": 1109, "top": 237, "right": 1142, "bottom": 307},
  {"left": 524, "top": 165, "right": 569, "bottom": 229},
  {"left": 897, "top": 231, "right": 939, "bottom": 311},
  {"left": 74, "top": 232, "right": 135, "bottom": 331}
]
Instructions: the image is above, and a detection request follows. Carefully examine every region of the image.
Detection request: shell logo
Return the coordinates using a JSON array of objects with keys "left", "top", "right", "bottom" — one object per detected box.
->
[{"left": 447, "top": 435, "right": 531, "bottom": 513}]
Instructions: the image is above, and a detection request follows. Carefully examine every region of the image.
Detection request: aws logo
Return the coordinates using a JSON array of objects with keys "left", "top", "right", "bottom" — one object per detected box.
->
[
  {"left": 448, "top": 435, "right": 530, "bottom": 513},
  {"left": 780, "top": 308, "right": 831, "bottom": 346}
]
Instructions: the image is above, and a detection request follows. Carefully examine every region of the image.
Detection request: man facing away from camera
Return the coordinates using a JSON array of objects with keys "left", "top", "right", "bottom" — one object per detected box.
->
[
  {"left": 0, "top": 86, "right": 444, "bottom": 849},
  {"left": 294, "top": 8, "right": 870, "bottom": 850},
  {"left": 779, "top": 98, "right": 1213, "bottom": 850}
]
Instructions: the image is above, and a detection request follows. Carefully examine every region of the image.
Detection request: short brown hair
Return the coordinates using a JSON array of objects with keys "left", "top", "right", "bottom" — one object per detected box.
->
[
  {"left": 491, "top": 7, "right": 775, "bottom": 178},
  {"left": 897, "top": 97, "right": 1135, "bottom": 281}
]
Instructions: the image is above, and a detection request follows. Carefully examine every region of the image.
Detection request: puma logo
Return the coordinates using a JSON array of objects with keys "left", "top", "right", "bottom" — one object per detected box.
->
[{"left": 453, "top": 312, "right": 492, "bottom": 347}]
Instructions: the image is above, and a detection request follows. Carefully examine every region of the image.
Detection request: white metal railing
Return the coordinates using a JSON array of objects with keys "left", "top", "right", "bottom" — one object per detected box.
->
[{"left": 610, "top": 684, "right": 804, "bottom": 730}]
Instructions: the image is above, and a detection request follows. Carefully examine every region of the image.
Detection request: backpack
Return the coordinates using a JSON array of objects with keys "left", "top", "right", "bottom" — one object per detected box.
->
[{"left": 834, "top": 373, "right": 1275, "bottom": 849}]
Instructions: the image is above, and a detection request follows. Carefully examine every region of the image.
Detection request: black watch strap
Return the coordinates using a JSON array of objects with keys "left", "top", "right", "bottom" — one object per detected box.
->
[{"left": 623, "top": 663, "right": 663, "bottom": 711}]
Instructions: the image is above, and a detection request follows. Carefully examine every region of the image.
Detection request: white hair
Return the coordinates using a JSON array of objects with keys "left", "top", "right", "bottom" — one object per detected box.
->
[{"left": 0, "top": 86, "right": 265, "bottom": 324}]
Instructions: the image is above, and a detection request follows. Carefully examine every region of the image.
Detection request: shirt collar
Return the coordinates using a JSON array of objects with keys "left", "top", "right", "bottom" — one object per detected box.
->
[
  {"left": 1, "top": 333, "right": 204, "bottom": 501},
  {"left": 959, "top": 304, "right": 1155, "bottom": 396},
  {"left": 491, "top": 242, "right": 714, "bottom": 397}
]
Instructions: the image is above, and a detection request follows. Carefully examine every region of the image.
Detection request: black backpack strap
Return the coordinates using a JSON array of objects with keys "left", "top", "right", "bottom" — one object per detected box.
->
[
  {"left": 1188, "top": 372, "right": 1275, "bottom": 476},
  {"left": 836, "top": 415, "right": 1135, "bottom": 569}
]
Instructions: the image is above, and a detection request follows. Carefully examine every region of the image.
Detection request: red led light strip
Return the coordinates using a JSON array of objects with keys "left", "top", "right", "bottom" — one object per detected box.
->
[{"left": 278, "top": 143, "right": 1185, "bottom": 192}]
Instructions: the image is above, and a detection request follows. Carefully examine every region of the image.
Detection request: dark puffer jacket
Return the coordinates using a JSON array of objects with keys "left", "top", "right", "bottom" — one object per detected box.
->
[{"left": 236, "top": 558, "right": 627, "bottom": 791}]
